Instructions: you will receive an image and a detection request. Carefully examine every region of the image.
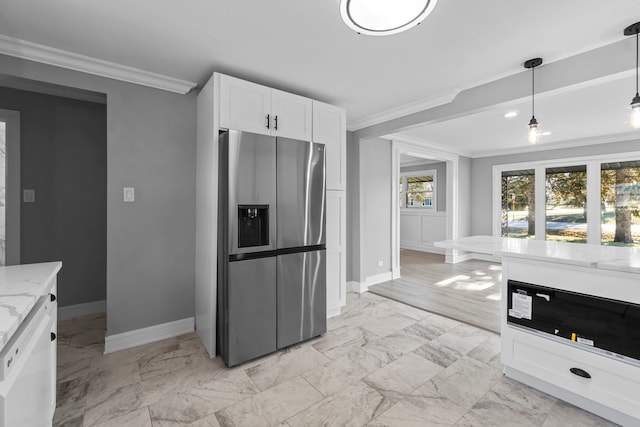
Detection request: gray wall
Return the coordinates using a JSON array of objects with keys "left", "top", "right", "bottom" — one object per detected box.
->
[
  {"left": 470, "top": 140, "right": 640, "bottom": 235},
  {"left": 0, "top": 86, "right": 107, "bottom": 307},
  {"left": 400, "top": 161, "right": 446, "bottom": 212},
  {"left": 361, "top": 138, "right": 392, "bottom": 279},
  {"left": 458, "top": 156, "right": 472, "bottom": 238},
  {"left": 0, "top": 55, "right": 197, "bottom": 336}
]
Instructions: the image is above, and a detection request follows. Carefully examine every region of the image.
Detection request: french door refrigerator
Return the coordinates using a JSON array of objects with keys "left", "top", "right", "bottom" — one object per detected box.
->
[{"left": 217, "top": 129, "right": 326, "bottom": 367}]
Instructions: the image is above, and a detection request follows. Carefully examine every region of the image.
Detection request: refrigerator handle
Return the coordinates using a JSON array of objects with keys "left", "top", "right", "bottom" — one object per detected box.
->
[
  {"left": 274, "top": 115, "right": 278, "bottom": 130},
  {"left": 266, "top": 114, "right": 270, "bottom": 129}
]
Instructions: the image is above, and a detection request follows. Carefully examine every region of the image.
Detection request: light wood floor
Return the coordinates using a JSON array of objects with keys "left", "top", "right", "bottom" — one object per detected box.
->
[{"left": 368, "top": 249, "right": 502, "bottom": 333}]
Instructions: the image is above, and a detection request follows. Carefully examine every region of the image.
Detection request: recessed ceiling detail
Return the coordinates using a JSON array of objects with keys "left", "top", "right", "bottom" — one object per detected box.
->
[{"left": 340, "top": 0, "right": 438, "bottom": 36}]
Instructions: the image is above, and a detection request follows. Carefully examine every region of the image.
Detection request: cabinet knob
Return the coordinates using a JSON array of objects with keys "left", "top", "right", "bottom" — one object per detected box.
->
[
  {"left": 50, "top": 294, "right": 57, "bottom": 302},
  {"left": 569, "top": 367, "right": 591, "bottom": 379},
  {"left": 51, "top": 332, "right": 57, "bottom": 342},
  {"left": 266, "top": 114, "right": 270, "bottom": 129}
]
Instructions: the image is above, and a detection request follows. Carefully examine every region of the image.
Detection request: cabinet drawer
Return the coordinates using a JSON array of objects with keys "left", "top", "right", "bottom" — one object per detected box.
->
[{"left": 505, "top": 330, "right": 640, "bottom": 419}]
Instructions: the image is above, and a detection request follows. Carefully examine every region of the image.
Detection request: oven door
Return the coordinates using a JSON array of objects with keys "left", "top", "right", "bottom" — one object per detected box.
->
[{"left": 0, "top": 295, "right": 56, "bottom": 426}]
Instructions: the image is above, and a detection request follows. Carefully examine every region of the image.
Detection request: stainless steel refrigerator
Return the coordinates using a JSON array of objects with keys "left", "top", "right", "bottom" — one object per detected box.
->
[{"left": 217, "top": 130, "right": 326, "bottom": 367}]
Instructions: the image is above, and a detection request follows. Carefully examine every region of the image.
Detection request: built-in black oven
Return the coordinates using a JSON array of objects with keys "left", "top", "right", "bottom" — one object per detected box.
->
[{"left": 507, "top": 279, "right": 640, "bottom": 363}]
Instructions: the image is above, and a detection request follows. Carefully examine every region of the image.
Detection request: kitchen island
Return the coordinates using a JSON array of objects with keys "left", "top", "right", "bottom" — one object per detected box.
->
[
  {"left": 0, "top": 262, "right": 61, "bottom": 427},
  {"left": 435, "top": 237, "right": 640, "bottom": 427}
]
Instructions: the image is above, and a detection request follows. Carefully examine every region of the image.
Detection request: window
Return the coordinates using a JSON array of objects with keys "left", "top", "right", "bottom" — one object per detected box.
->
[
  {"left": 400, "top": 170, "right": 436, "bottom": 209},
  {"left": 601, "top": 160, "right": 640, "bottom": 247},
  {"left": 494, "top": 152, "right": 640, "bottom": 247},
  {"left": 545, "top": 165, "right": 587, "bottom": 244},
  {"left": 501, "top": 169, "right": 535, "bottom": 239}
]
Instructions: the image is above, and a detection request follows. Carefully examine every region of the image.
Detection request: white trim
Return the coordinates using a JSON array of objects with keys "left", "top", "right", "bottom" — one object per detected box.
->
[
  {"left": 0, "top": 110, "right": 20, "bottom": 266},
  {"left": 327, "top": 306, "right": 341, "bottom": 318},
  {"left": 347, "top": 280, "right": 368, "bottom": 294},
  {"left": 0, "top": 35, "right": 197, "bottom": 95},
  {"left": 472, "top": 132, "right": 640, "bottom": 159},
  {"left": 390, "top": 139, "right": 459, "bottom": 282},
  {"left": 392, "top": 267, "right": 401, "bottom": 280},
  {"left": 58, "top": 300, "right": 106, "bottom": 320},
  {"left": 400, "top": 241, "right": 446, "bottom": 254},
  {"left": 348, "top": 90, "right": 459, "bottom": 131},
  {"left": 104, "top": 317, "right": 195, "bottom": 354},
  {"left": 387, "top": 133, "right": 472, "bottom": 158},
  {"left": 366, "top": 271, "right": 393, "bottom": 286}
]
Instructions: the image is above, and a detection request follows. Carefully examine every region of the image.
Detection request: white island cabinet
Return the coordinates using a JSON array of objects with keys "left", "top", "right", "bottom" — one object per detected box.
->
[
  {"left": 0, "top": 262, "right": 61, "bottom": 427},
  {"left": 435, "top": 237, "right": 640, "bottom": 426}
]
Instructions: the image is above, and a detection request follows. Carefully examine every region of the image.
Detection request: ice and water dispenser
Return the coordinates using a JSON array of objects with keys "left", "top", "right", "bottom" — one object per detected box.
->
[{"left": 237, "top": 205, "right": 270, "bottom": 248}]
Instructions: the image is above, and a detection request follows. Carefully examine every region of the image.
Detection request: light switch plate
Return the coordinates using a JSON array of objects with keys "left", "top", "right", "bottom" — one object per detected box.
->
[
  {"left": 123, "top": 187, "right": 135, "bottom": 202},
  {"left": 23, "top": 189, "right": 35, "bottom": 203}
]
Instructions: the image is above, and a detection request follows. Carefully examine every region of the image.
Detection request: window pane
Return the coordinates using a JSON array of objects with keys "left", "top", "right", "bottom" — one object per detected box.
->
[
  {"left": 601, "top": 161, "right": 640, "bottom": 247},
  {"left": 545, "top": 165, "right": 587, "bottom": 244},
  {"left": 501, "top": 170, "right": 535, "bottom": 238}
]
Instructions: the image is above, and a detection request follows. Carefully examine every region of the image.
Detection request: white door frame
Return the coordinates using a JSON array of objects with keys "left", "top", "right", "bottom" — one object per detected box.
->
[
  {"left": 390, "top": 137, "right": 459, "bottom": 277},
  {"left": 0, "top": 109, "right": 21, "bottom": 265}
]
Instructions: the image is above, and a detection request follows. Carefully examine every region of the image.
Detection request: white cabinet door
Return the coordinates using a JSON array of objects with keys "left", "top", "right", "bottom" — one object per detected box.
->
[
  {"left": 272, "top": 89, "right": 313, "bottom": 141},
  {"left": 219, "top": 74, "right": 271, "bottom": 135},
  {"left": 313, "top": 101, "right": 346, "bottom": 190},
  {"left": 326, "top": 190, "right": 346, "bottom": 317}
]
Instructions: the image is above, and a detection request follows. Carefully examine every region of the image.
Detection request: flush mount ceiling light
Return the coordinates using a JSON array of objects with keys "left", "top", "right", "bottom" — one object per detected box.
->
[
  {"left": 504, "top": 111, "right": 518, "bottom": 118},
  {"left": 524, "top": 58, "right": 543, "bottom": 144},
  {"left": 340, "top": 0, "right": 438, "bottom": 36},
  {"left": 624, "top": 21, "right": 640, "bottom": 129}
]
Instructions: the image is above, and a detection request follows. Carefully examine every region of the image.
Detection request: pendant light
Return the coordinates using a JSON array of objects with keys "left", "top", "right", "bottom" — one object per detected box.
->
[
  {"left": 524, "top": 58, "right": 543, "bottom": 144},
  {"left": 624, "top": 21, "right": 640, "bottom": 129},
  {"left": 340, "top": 0, "right": 438, "bottom": 36}
]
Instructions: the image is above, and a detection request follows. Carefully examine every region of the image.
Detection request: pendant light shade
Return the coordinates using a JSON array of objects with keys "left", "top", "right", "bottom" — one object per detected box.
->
[
  {"left": 340, "top": 0, "right": 438, "bottom": 36},
  {"left": 524, "top": 58, "right": 543, "bottom": 144},
  {"left": 625, "top": 22, "right": 640, "bottom": 129}
]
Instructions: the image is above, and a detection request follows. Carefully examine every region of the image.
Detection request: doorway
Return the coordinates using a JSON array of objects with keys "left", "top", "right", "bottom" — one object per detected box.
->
[{"left": 0, "top": 109, "right": 20, "bottom": 266}]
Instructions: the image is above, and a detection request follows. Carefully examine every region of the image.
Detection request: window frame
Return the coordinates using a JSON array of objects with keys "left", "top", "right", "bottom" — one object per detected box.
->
[
  {"left": 492, "top": 151, "right": 640, "bottom": 245},
  {"left": 400, "top": 169, "right": 437, "bottom": 210}
]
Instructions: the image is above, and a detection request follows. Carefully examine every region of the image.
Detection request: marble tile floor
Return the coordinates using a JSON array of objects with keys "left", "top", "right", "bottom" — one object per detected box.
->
[{"left": 54, "top": 293, "right": 619, "bottom": 427}]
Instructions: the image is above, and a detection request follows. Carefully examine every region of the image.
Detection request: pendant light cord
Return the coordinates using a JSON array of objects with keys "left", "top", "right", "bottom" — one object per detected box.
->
[
  {"left": 636, "top": 30, "right": 639, "bottom": 95},
  {"left": 531, "top": 65, "right": 535, "bottom": 116}
]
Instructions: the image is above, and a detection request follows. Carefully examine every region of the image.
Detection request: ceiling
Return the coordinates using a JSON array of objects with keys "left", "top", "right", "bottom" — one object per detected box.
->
[{"left": 0, "top": 0, "right": 639, "bottom": 155}]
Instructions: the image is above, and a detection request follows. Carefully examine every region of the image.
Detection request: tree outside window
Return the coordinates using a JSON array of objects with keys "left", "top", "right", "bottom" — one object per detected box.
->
[{"left": 601, "top": 161, "right": 640, "bottom": 247}]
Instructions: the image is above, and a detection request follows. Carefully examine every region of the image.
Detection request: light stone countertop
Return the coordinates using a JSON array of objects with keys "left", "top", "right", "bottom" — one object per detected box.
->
[
  {"left": 434, "top": 236, "right": 640, "bottom": 273},
  {"left": 0, "top": 262, "right": 62, "bottom": 352}
]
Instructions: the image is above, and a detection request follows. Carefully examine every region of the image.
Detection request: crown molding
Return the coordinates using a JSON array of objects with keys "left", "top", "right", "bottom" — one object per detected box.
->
[
  {"left": 0, "top": 35, "right": 197, "bottom": 94},
  {"left": 470, "top": 131, "right": 640, "bottom": 158},
  {"left": 347, "top": 90, "right": 459, "bottom": 131},
  {"left": 386, "top": 133, "right": 472, "bottom": 158}
]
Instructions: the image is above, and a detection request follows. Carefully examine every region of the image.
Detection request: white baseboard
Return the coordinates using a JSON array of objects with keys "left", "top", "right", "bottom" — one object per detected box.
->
[
  {"left": 347, "top": 280, "right": 368, "bottom": 293},
  {"left": 104, "top": 317, "right": 195, "bottom": 354},
  {"left": 392, "top": 268, "right": 401, "bottom": 279},
  {"left": 58, "top": 300, "right": 106, "bottom": 320},
  {"left": 400, "top": 241, "right": 446, "bottom": 254},
  {"left": 366, "top": 271, "right": 393, "bottom": 286},
  {"left": 327, "top": 306, "right": 341, "bottom": 318},
  {"left": 471, "top": 253, "right": 502, "bottom": 263}
]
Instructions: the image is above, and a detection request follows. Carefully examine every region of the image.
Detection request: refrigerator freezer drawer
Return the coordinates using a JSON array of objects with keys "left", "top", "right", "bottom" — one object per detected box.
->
[
  {"left": 277, "top": 250, "right": 327, "bottom": 349},
  {"left": 226, "top": 257, "right": 277, "bottom": 366}
]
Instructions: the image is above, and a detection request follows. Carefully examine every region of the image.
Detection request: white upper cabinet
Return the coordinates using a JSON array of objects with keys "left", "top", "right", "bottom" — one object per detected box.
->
[
  {"left": 219, "top": 74, "right": 312, "bottom": 141},
  {"left": 313, "top": 101, "right": 346, "bottom": 190},
  {"left": 219, "top": 75, "right": 271, "bottom": 136},
  {"left": 271, "top": 89, "right": 312, "bottom": 141}
]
